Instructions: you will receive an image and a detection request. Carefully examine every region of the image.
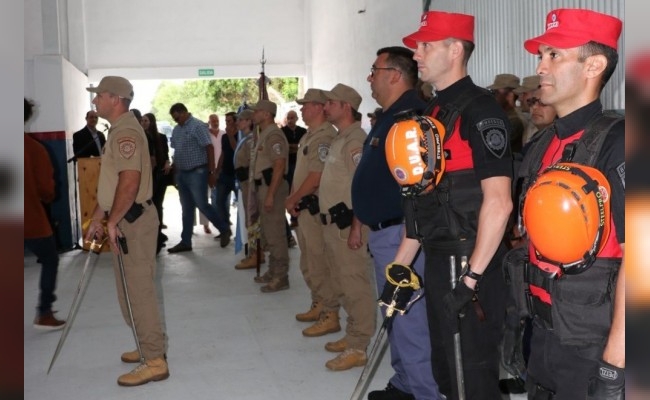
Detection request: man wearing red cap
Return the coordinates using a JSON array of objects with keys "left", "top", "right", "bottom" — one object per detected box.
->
[
  {"left": 513, "top": 8, "right": 625, "bottom": 400},
  {"left": 391, "top": 10, "right": 514, "bottom": 400}
]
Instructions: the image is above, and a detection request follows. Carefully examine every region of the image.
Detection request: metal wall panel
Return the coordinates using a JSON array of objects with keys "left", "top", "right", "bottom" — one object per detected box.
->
[{"left": 426, "top": 0, "right": 625, "bottom": 109}]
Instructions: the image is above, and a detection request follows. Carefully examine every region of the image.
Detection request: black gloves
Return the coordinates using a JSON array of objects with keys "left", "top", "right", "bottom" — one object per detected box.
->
[
  {"left": 586, "top": 359, "right": 624, "bottom": 400},
  {"left": 379, "top": 263, "right": 422, "bottom": 316},
  {"left": 442, "top": 280, "right": 475, "bottom": 332}
]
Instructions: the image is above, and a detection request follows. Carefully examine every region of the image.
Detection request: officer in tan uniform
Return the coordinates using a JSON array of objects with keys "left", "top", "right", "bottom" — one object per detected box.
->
[
  {"left": 250, "top": 100, "right": 291, "bottom": 292},
  {"left": 85, "top": 76, "right": 168, "bottom": 386},
  {"left": 284, "top": 89, "right": 340, "bottom": 326},
  {"left": 318, "top": 83, "right": 376, "bottom": 371},
  {"left": 233, "top": 109, "right": 266, "bottom": 269}
]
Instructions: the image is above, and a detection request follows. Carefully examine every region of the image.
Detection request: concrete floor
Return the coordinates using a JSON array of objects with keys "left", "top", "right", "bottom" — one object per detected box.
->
[{"left": 24, "top": 189, "right": 525, "bottom": 400}]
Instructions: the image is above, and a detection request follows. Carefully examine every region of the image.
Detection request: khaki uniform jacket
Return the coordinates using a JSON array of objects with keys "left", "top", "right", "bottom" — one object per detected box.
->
[
  {"left": 292, "top": 121, "right": 337, "bottom": 196},
  {"left": 253, "top": 124, "right": 288, "bottom": 179},
  {"left": 319, "top": 121, "right": 365, "bottom": 211},
  {"left": 97, "top": 111, "right": 152, "bottom": 210}
]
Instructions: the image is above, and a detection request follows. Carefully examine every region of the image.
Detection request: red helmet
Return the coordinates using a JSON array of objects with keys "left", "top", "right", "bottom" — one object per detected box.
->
[
  {"left": 523, "top": 163, "right": 611, "bottom": 273},
  {"left": 385, "top": 115, "right": 446, "bottom": 196}
]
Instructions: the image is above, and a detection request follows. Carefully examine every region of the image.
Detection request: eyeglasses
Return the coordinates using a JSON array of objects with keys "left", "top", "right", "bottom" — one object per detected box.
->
[
  {"left": 370, "top": 66, "right": 399, "bottom": 77},
  {"left": 526, "top": 97, "right": 548, "bottom": 107}
]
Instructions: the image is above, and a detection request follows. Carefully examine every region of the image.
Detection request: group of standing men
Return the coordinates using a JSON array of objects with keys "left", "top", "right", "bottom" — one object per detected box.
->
[
  {"left": 287, "top": 6, "right": 625, "bottom": 400},
  {"left": 28, "top": 5, "right": 624, "bottom": 397}
]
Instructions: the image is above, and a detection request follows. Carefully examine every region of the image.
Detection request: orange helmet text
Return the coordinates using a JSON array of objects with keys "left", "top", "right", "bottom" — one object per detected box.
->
[{"left": 385, "top": 115, "right": 446, "bottom": 196}]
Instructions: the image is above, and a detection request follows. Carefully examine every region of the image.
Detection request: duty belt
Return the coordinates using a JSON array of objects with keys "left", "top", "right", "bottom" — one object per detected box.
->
[
  {"left": 319, "top": 213, "right": 334, "bottom": 225},
  {"left": 369, "top": 217, "right": 404, "bottom": 231}
]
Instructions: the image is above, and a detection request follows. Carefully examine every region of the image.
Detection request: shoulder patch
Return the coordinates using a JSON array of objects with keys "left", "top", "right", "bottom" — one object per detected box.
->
[
  {"left": 272, "top": 142, "right": 283, "bottom": 155},
  {"left": 476, "top": 118, "right": 507, "bottom": 159},
  {"left": 617, "top": 162, "right": 625, "bottom": 189},
  {"left": 117, "top": 137, "right": 136, "bottom": 159},
  {"left": 351, "top": 148, "right": 363, "bottom": 166},
  {"left": 318, "top": 143, "right": 330, "bottom": 162}
]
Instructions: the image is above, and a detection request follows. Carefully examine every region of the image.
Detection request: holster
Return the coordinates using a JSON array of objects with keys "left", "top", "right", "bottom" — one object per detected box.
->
[
  {"left": 235, "top": 166, "right": 249, "bottom": 182},
  {"left": 328, "top": 202, "right": 353, "bottom": 230},
  {"left": 503, "top": 247, "right": 531, "bottom": 319},
  {"left": 123, "top": 202, "right": 145, "bottom": 223},
  {"left": 296, "top": 194, "right": 320, "bottom": 215},
  {"left": 261, "top": 168, "right": 273, "bottom": 186}
]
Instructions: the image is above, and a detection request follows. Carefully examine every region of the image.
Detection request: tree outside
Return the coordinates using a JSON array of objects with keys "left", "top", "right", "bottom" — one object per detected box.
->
[{"left": 151, "top": 77, "right": 300, "bottom": 123}]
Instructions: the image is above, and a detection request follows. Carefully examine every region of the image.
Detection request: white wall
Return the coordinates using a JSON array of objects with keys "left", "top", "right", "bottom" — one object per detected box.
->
[{"left": 309, "top": 0, "right": 424, "bottom": 118}]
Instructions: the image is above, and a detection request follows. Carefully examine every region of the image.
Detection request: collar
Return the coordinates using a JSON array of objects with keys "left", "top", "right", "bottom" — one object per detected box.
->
[
  {"left": 554, "top": 100, "right": 603, "bottom": 139},
  {"left": 433, "top": 76, "right": 474, "bottom": 104},
  {"left": 382, "top": 89, "right": 425, "bottom": 118}
]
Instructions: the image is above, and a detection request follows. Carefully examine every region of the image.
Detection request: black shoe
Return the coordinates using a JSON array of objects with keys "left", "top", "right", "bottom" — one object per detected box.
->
[
  {"left": 159, "top": 232, "right": 168, "bottom": 243},
  {"left": 499, "top": 377, "right": 527, "bottom": 394},
  {"left": 368, "top": 383, "right": 415, "bottom": 400},
  {"left": 220, "top": 230, "right": 231, "bottom": 248},
  {"left": 168, "top": 242, "right": 192, "bottom": 253}
]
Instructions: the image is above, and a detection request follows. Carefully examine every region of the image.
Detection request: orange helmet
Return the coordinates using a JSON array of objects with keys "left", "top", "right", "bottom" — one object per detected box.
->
[
  {"left": 523, "top": 162, "right": 611, "bottom": 273},
  {"left": 385, "top": 115, "right": 446, "bottom": 196}
]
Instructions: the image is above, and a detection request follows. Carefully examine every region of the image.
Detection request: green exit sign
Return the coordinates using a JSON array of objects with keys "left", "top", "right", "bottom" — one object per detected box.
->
[{"left": 198, "top": 68, "right": 214, "bottom": 77}]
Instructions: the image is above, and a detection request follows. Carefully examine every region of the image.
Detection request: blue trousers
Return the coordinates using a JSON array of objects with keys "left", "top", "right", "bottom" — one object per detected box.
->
[
  {"left": 24, "top": 236, "right": 59, "bottom": 315},
  {"left": 177, "top": 167, "right": 229, "bottom": 246},
  {"left": 212, "top": 174, "right": 236, "bottom": 226},
  {"left": 368, "top": 225, "right": 443, "bottom": 400}
]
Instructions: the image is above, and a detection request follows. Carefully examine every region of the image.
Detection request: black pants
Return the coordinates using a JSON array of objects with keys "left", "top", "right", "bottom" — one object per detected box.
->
[
  {"left": 152, "top": 168, "right": 168, "bottom": 226},
  {"left": 526, "top": 318, "right": 602, "bottom": 400},
  {"left": 423, "top": 245, "right": 507, "bottom": 400}
]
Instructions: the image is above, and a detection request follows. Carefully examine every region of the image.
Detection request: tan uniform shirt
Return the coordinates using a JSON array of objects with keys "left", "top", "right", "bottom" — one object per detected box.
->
[
  {"left": 319, "top": 121, "right": 365, "bottom": 211},
  {"left": 292, "top": 121, "right": 337, "bottom": 197},
  {"left": 97, "top": 111, "right": 152, "bottom": 210},
  {"left": 253, "top": 124, "right": 288, "bottom": 179}
]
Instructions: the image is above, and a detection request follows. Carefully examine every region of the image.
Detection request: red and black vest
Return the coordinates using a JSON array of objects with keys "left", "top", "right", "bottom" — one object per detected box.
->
[{"left": 518, "top": 111, "right": 623, "bottom": 345}]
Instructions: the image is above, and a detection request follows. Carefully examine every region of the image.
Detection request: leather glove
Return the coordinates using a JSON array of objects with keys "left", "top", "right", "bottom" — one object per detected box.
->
[
  {"left": 586, "top": 359, "right": 624, "bottom": 400},
  {"left": 442, "top": 280, "right": 475, "bottom": 332},
  {"left": 378, "top": 263, "right": 422, "bottom": 316}
]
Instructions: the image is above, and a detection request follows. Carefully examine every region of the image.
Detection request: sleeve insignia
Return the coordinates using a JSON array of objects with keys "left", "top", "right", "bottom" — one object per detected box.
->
[
  {"left": 351, "top": 149, "right": 363, "bottom": 166},
  {"left": 272, "top": 142, "right": 283, "bottom": 155},
  {"left": 117, "top": 137, "right": 136, "bottom": 159},
  {"left": 476, "top": 118, "right": 507, "bottom": 159},
  {"left": 318, "top": 143, "right": 330, "bottom": 162}
]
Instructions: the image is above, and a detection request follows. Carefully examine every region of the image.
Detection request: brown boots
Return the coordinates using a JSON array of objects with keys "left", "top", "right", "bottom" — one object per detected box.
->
[
  {"left": 260, "top": 276, "right": 289, "bottom": 293},
  {"left": 234, "top": 253, "right": 266, "bottom": 270},
  {"left": 325, "top": 349, "right": 367, "bottom": 371},
  {"left": 295, "top": 302, "right": 323, "bottom": 322},
  {"left": 117, "top": 357, "right": 169, "bottom": 386},
  {"left": 302, "top": 311, "right": 341, "bottom": 337}
]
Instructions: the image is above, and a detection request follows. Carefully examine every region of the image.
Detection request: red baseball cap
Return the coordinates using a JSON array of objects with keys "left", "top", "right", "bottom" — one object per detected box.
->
[
  {"left": 524, "top": 8, "right": 622, "bottom": 54},
  {"left": 402, "top": 11, "right": 474, "bottom": 49}
]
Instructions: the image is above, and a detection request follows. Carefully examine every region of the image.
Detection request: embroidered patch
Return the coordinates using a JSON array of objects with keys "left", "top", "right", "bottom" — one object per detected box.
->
[
  {"left": 318, "top": 143, "right": 330, "bottom": 162},
  {"left": 476, "top": 118, "right": 507, "bottom": 159},
  {"left": 118, "top": 137, "right": 136, "bottom": 159},
  {"left": 351, "top": 149, "right": 363, "bottom": 166},
  {"left": 616, "top": 162, "right": 625, "bottom": 189},
  {"left": 272, "top": 142, "right": 282, "bottom": 155}
]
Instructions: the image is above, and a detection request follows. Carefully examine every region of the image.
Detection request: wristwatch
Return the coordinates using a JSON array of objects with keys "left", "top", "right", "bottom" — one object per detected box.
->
[{"left": 459, "top": 263, "right": 483, "bottom": 284}]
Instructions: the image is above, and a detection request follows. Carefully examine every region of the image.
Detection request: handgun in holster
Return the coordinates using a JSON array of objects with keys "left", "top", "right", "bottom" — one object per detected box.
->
[
  {"left": 261, "top": 168, "right": 273, "bottom": 186},
  {"left": 123, "top": 202, "right": 144, "bottom": 223},
  {"left": 328, "top": 202, "right": 353, "bottom": 229},
  {"left": 235, "top": 166, "right": 249, "bottom": 182},
  {"left": 296, "top": 194, "right": 320, "bottom": 215}
]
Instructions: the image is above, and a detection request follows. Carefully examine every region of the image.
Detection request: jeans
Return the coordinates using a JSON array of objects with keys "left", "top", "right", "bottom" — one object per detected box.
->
[
  {"left": 177, "top": 167, "right": 229, "bottom": 245},
  {"left": 24, "top": 236, "right": 59, "bottom": 315},
  {"left": 213, "top": 174, "right": 236, "bottom": 227}
]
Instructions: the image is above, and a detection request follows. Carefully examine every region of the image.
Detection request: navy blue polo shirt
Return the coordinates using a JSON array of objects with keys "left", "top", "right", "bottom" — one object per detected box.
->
[{"left": 351, "top": 89, "right": 425, "bottom": 225}]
